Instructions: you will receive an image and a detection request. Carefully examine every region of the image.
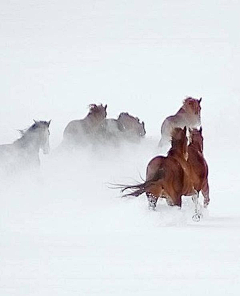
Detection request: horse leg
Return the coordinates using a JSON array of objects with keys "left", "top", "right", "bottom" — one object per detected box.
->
[
  {"left": 192, "top": 191, "right": 202, "bottom": 222},
  {"left": 202, "top": 182, "right": 210, "bottom": 208},
  {"left": 146, "top": 193, "right": 158, "bottom": 210},
  {"left": 167, "top": 195, "right": 182, "bottom": 208}
]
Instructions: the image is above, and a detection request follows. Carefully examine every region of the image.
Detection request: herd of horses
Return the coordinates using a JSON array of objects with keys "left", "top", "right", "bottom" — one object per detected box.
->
[
  {"left": 62, "top": 104, "right": 146, "bottom": 146},
  {"left": 0, "top": 97, "right": 209, "bottom": 221},
  {"left": 0, "top": 105, "right": 145, "bottom": 173}
]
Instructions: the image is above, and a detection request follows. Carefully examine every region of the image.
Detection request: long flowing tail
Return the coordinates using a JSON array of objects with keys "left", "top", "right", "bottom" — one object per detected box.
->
[{"left": 114, "top": 168, "right": 165, "bottom": 198}]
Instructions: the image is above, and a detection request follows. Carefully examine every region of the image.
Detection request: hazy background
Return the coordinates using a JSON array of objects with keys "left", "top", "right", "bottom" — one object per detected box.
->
[{"left": 1, "top": 0, "right": 240, "bottom": 295}]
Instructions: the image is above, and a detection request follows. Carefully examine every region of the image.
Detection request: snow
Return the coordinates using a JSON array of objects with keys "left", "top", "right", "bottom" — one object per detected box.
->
[{"left": 1, "top": 0, "right": 240, "bottom": 295}]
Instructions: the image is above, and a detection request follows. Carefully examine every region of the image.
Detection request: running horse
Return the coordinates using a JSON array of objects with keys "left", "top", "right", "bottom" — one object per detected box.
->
[
  {"left": 158, "top": 97, "right": 202, "bottom": 150},
  {"left": 63, "top": 104, "right": 107, "bottom": 146},
  {"left": 97, "top": 112, "right": 146, "bottom": 145},
  {"left": 188, "top": 127, "right": 210, "bottom": 208},
  {"left": 120, "top": 127, "right": 202, "bottom": 221},
  {"left": 0, "top": 120, "right": 51, "bottom": 174},
  {"left": 117, "top": 112, "right": 146, "bottom": 141}
]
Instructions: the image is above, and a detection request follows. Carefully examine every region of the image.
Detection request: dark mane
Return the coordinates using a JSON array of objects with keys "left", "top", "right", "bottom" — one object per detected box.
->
[{"left": 168, "top": 127, "right": 187, "bottom": 157}]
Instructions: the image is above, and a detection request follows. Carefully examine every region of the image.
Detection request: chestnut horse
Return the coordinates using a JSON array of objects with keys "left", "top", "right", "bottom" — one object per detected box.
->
[
  {"left": 188, "top": 127, "right": 210, "bottom": 208},
  {"left": 121, "top": 127, "right": 202, "bottom": 220},
  {"left": 158, "top": 97, "right": 202, "bottom": 150},
  {"left": 63, "top": 104, "right": 107, "bottom": 146}
]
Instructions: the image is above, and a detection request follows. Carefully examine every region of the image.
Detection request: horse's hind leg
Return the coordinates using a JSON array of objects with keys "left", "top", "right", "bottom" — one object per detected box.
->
[
  {"left": 146, "top": 193, "right": 158, "bottom": 210},
  {"left": 202, "top": 182, "right": 210, "bottom": 208},
  {"left": 192, "top": 191, "right": 202, "bottom": 222}
]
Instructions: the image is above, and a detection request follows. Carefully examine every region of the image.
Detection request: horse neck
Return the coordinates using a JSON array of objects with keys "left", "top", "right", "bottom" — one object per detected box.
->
[
  {"left": 189, "top": 141, "right": 203, "bottom": 153},
  {"left": 85, "top": 112, "right": 104, "bottom": 127},
  {"left": 177, "top": 106, "right": 187, "bottom": 115},
  {"left": 14, "top": 132, "right": 42, "bottom": 152},
  {"left": 177, "top": 106, "right": 200, "bottom": 125},
  {"left": 168, "top": 141, "right": 187, "bottom": 159}
]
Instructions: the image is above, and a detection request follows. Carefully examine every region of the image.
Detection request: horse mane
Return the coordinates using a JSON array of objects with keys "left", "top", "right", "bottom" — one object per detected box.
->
[
  {"left": 88, "top": 104, "right": 107, "bottom": 114},
  {"left": 17, "top": 121, "right": 50, "bottom": 139},
  {"left": 118, "top": 112, "right": 138, "bottom": 121},
  {"left": 183, "top": 96, "right": 194, "bottom": 104},
  {"left": 168, "top": 127, "right": 187, "bottom": 157}
]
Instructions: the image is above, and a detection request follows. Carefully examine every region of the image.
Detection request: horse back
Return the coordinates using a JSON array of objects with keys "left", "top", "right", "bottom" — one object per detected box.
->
[{"left": 146, "top": 155, "right": 185, "bottom": 200}]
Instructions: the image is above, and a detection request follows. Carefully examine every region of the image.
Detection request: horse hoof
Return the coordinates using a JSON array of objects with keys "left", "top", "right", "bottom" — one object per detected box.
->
[{"left": 192, "top": 214, "right": 201, "bottom": 222}]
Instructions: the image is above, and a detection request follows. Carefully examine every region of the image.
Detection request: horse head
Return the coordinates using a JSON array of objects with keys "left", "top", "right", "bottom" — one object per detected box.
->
[
  {"left": 139, "top": 121, "right": 146, "bottom": 137},
  {"left": 171, "top": 127, "right": 188, "bottom": 157},
  {"left": 183, "top": 97, "right": 202, "bottom": 119},
  {"left": 32, "top": 120, "right": 51, "bottom": 154},
  {"left": 189, "top": 127, "right": 204, "bottom": 152},
  {"left": 88, "top": 104, "right": 107, "bottom": 122}
]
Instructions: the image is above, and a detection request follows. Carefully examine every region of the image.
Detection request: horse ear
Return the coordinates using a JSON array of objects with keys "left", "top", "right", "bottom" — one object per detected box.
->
[
  {"left": 183, "top": 126, "right": 187, "bottom": 133},
  {"left": 104, "top": 104, "right": 107, "bottom": 110},
  {"left": 199, "top": 97, "right": 202, "bottom": 103},
  {"left": 47, "top": 120, "right": 51, "bottom": 127},
  {"left": 18, "top": 129, "right": 25, "bottom": 135},
  {"left": 33, "top": 119, "right": 37, "bottom": 123},
  {"left": 89, "top": 104, "right": 96, "bottom": 110}
]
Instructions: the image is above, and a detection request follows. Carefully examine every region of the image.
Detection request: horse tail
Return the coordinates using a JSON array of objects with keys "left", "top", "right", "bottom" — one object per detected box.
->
[
  {"left": 120, "top": 168, "right": 165, "bottom": 197},
  {"left": 121, "top": 183, "right": 146, "bottom": 197}
]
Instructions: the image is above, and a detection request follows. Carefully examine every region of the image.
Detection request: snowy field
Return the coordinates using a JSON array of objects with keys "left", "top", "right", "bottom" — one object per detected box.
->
[{"left": 1, "top": 0, "right": 240, "bottom": 295}]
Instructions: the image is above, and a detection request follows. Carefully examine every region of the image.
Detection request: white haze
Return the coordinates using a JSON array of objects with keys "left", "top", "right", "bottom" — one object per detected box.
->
[{"left": 1, "top": 0, "right": 240, "bottom": 295}]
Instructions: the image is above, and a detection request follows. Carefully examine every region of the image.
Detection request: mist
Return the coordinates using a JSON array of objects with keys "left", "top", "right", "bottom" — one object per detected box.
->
[{"left": 1, "top": 0, "right": 240, "bottom": 295}]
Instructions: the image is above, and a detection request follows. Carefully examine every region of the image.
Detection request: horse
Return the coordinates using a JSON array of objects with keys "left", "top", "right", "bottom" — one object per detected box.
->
[
  {"left": 96, "top": 112, "right": 146, "bottom": 145},
  {"left": 117, "top": 112, "right": 146, "bottom": 140},
  {"left": 158, "top": 97, "right": 202, "bottom": 151},
  {"left": 120, "top": 127, "right": 202, "bottom": 221},
  {"left": 188, "top": 127, "right": 210, "bottom": 208},
  {"left": 62, "top": 104, "right": 107, "bottom": 146},
  {"left": 0, "top": 120, "right": 51, "bottom": 174},
  {"left": 95, "top": 118, "right": 125, "bottom": 145}
]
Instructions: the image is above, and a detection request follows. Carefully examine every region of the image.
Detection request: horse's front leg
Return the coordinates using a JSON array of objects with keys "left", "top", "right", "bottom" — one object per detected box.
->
[{"left": 192, "top": 190, "right": 202, "bottom": 222}]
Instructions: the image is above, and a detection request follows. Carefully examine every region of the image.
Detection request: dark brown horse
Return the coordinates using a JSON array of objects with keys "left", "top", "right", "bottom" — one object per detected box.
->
[
  {"left": 188, "top": 127, "right": 209, "bottom": 208},
  {"left": 63, "top": 104, "right": 107, "bottom": 146},
  {"left": 121, "top": 127, "right": 201, "bottom": 216}
]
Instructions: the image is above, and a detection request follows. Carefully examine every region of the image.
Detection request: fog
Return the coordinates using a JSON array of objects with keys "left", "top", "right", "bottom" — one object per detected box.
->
[{"left": 1, "top": 0, "right": 240, "bottom": 295}]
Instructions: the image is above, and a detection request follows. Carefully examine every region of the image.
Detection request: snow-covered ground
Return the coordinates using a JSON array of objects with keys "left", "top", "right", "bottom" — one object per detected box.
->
[{"left": 1, "top": 0, "right": 240, "bottom": 295}]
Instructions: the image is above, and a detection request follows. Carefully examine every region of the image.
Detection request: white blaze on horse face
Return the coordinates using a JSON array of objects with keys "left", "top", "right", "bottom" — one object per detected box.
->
[{"left": 41, "top": 128, "right": 50, "bottom": 154}]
